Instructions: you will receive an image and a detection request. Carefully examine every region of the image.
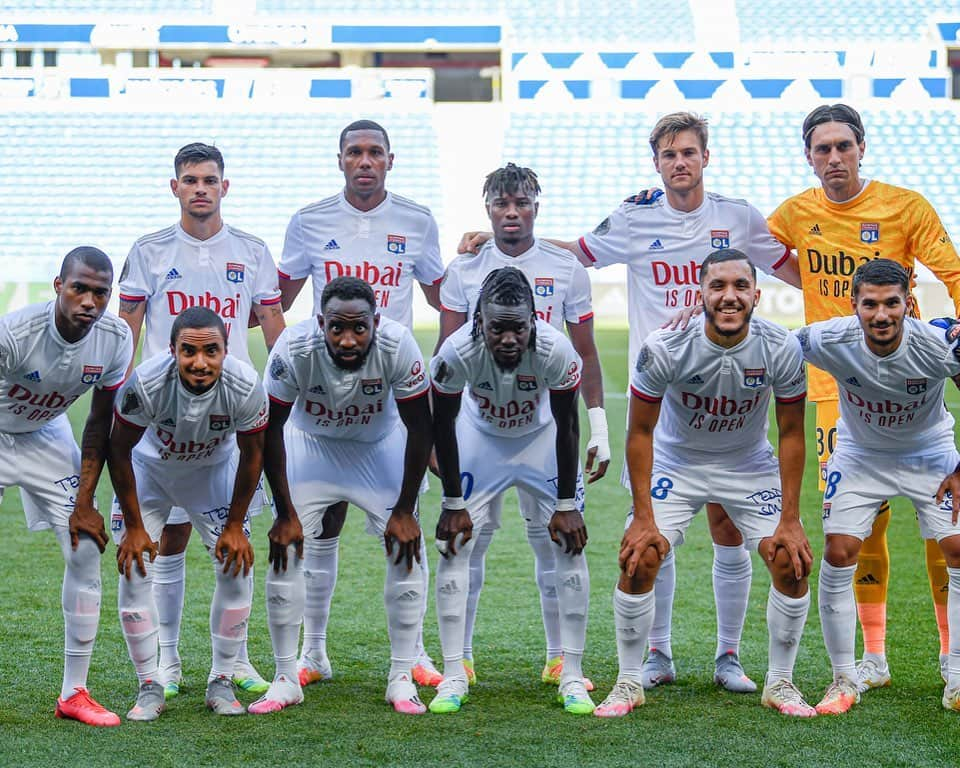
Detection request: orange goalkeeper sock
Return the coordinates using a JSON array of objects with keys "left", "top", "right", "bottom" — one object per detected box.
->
[
  {"left": 855, "top": 502, "right": 891, "bottom": 656},
  {"left": 925, "top": 537, "right": 949, "bottom": 654}
]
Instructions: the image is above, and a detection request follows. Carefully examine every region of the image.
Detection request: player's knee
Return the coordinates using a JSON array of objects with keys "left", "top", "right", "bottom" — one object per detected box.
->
[
  {"left": 768, "top": 547, "right": 807, "bottom": 594},
  {"left": 618, "top": 551, "right": 659, "bottom": 593},
  {"left": 319, "top": 501, "right": 348, "bottom": 538},
  {"left": 937, "top": 534, "right": 960, "bottom": 568},
  {"left": 159, "top": 522, "right": 192, "bottom": 555},
  {"left": 706, "top": 504, "right": 743, "bottom": 546},
  {"left": 265, "top": 556, "right": 304, "bottom": 626},
  {"left": 62, "top": 534, "right": 101, "bottom": 580},
  {"left": 823, "top": 534, "right": 860, "bottom": 568}
]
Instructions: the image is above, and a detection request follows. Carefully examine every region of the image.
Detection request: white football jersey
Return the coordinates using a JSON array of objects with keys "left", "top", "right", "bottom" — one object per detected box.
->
[
  {"left": 580, "top": 192, "right": 789, "bottom": 369},
  {"left": 431, "top": 320, "right": 582, "bottom": 438},
  {"left": 0, "top": 302, "right": 132, "bottom": 434},
  {"left": 265, "top": 315, "right": 428, "bottom": 442},
  {"left": 120, "top": 222, "right": 282, "bottom": 365},
  {"left": 797, "top": 316, "right": 960, "bottom": 456},
  {"left": 279, "top": 191, "right": 445, "bottom": 327},
  {"left": 115, "top": 352, "right": 268, "bottom": 469},
  {"left": 631, "top": 314, "right": 806, "bottom": 463},
  {"left": 440, "top": 238, "right": 593, "bottom": 330}
]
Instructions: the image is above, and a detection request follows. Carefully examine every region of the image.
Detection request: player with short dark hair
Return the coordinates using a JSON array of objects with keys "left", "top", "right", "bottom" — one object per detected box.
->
[
  {"left": 279, "top": 120, "right": 446, "bottom": 689},
  {"left": 430, "top": 267, "right": 593, "bottom": 715},
  {"left": 109, "top": 306, "right": 269, "bottom": 721},
  {"left": 0, "top": 248, "right": 132, "bottom": 726},
  {"left": 117, "top": 142, "right": 283, "bottom": 698},
  {"left": 795, "top": 259, "right": 960, "bottom": 714},
  {"left": 594, "top": 249, "right": 814, "bottom": 718},
  {"left": 254, "top": 275, "right": 434, "bottom": 715}
]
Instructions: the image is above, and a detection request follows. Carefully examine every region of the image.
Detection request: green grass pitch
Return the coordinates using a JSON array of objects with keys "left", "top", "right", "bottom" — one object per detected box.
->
[{"left": 1, "top": 327, "right": 959, "bottom": 767}]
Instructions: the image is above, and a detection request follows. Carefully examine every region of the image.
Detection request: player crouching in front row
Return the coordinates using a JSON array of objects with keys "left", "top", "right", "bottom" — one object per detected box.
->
[{"left": 595, "top": 248, "right": 815, "bottom": 718}]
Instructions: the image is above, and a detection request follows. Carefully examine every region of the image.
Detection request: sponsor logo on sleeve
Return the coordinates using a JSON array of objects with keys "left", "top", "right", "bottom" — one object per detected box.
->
[
  {"left": 592, "top": 217, "right": 611, "bottom": 236},
  {"left": 269, "top": 356, "right": 288, "bottom": 380},
  {"left": 120, "top": 389, "right": 142, "bottom": 415},
  {"left": 635, "top": 345, "right": 651, "bottom": 374}
]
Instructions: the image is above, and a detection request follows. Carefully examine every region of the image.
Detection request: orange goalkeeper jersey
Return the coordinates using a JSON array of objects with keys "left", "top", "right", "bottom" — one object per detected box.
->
[{"left": 768, "top": 180, "right": 960, "bottom": 401}]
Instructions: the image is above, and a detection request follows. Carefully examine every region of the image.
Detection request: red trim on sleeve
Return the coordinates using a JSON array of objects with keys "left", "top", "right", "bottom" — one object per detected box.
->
[
  {"left": 277, "top": 269, "right": 292, "bottom": 280},
  {"left": 577, "top": 236, "right": 597, "bottom": 263},
  {"left": 431, "top": 276, "right": 444, "bottom": 285},
  {"left": 101, "top": 379, "right": 125, "bottom": 392},
  {"left": 112, "top": 409, "right": 142, "bottom": 428},
  {"left": 577, "top": 311, "right": 594, "bottom": 323},
  {"left": 770, "top": 245, "right": 791, "bottom": 272},
  {"left": 395, "top": 389, "right": 430, "bottom": 403},
  {"left": 258, "top": 296, "right": 282, "bottom": 306},
  {"left": 549, "top": 384, "right": 580, "bottom": 394},
  {"left": 630, "top": 385, "right": 662, "bottom": 403},
  {"left": 118, "top": 294, "right": 145, "bottom": 303},
  {"left": 440, "top": 303, "right": 466, "bottom": 313},
  {"left": 238, "top": 423, "right": 268, "bottom": 435},
  {"left": 268, "top": 394, "right": 294, "bottom": 406},
  {"left": 431, "top": 383, "right": 462, "bottom": 397},
  {"left": 775, "top": 392, "right": 807, "bottom": 404}
]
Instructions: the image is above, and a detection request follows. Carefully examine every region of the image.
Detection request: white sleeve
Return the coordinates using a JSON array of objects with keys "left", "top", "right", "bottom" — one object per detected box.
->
[
  {"left": 412, "top": 214, "right": 445, "bottom": 286},
  {"left": 118, "top": 242, "right": 152, "bottom": 301},
  {"left": 439, "top": 262, "right": 469, "bottom": 314},
  {"left": 236, "top": 383, "right": 269, "bottom": 434},
  {"left": 252, "top": 242, "right": 282, "bottom": 306},
  {"left": 746, "top": 204, "right": 790, "bottom": 275},
  {"left": 578, "top": 204, "right": 631, "bottom": 268},
  {"left": 263, "top": 332, "right": 301, "bottom": 404},
  {"left": 278, "top": 212, "right": 311, "bottom": 281},
  {"left": 430, "top": 342, "right": 468, "bottom": 396},
  {"left": 115, "top": 371, "right": 153, "bottom": 429},
  {"left": 793, "top": 324, "right": 823, "bottom": 370},
  {"left": 0, "top": 321, "right": 17, "bottom": 379},
  {"left": 773, "top": 335, "right": 807, "bottom": 402},
  {"left": 100, "top": 326, "right": 134, "bottom": 391},
  {"left": 545, "top": 336, "right": 582, "bottom": 392},
  {"left": 562, "top": 262, "right": 594, "bottom": 324},
  {"left": 390, "top": 329, "right": 430, "bottom": 402},
  {"left": 629, "top": 334, "right": 671, "bottom": 401}
]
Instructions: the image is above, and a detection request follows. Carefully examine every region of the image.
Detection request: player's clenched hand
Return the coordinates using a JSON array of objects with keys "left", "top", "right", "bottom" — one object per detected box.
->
[
  {"left": 548, "top": 510, "right": 588, "bottom": 555},
  {"left": 435, "top": 508, "right": 473, "bottom": 558},
  {"left": 765, "top": 517, "right": 813, "bottom": 580},
  {"left": 662, "top": 304, "right": 703, "bottom": 331},
  {"left": 936, "top": 469, "right": 960, "bottom": 525},
  {"left": 618, "top": 519, "right": 669, "bottom": 578},
  {"left": 456, "top": 231, "right": 492, "bottom": 255},
  {"left": 268, "top": 515, "right": 304, "bottom": 573},
  {"left": 215, "top": 521, "right": 254, "bottom": 577},
  {"left": 384, "top": 510, "right": 422, "bottom": 571},
  {"left": 117, "top": 526, "right": 158, "bottom": 579},
  {"left": 69, "top": 502, "right": 109, "bottom": 553}
]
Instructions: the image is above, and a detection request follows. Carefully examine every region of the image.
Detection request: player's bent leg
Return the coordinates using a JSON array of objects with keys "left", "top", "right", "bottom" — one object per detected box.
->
[
  {"left": 935, "top": 537, "right": 960, "bottom": 711},
  {"left": 299, "top": 532, "right": 338, "bottom": 686},
  {"left": 154, "top": 520, "right": 191, "bottom": 695},
  {"left": 431, "top": 536, "right": 477, "bottom": 714},
  {"left": 206, "top": 560, "right": 252, "bottom": 716},
  {"left": 412, "top": 536, "right": 443, "bottom": 688},
  {"left": 461, "top": 524, "right": 493, "bottom": 685},
  {"left": 816, "top": 535, "right": 862, "bottom": 715},
  {"left": 553, "top": 548, "right": 593, "bottom": 714},
  {"left": 925, "top": 537, "right": 950, "bottom": 682},
  {"left": 118, "top": 566, "right": 165, "bottom": 721},
  {"left": 384, "top": 555, "right": 427, "bottom": 715},
  {"left": 53, "top": 530, "right": 120, "bottom": 727},
  {"left": 232, "top": 567, "right": 269, "bottom": 695},
  {"left": 641, "top": 549, "right": 677, "bottom": 690},
  {"left": 854, "top": 502, "right": 891, "bottom": 688},
  {"left": 250, "top": 548, "right": 305, "bottom": 715}
]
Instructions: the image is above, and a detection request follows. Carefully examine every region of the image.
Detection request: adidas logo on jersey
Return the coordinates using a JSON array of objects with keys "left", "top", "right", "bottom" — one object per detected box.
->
[
  {"left": 685, "top": 375, "right": 704, "bottom": 384},
  {"left": 308, "top": 384, "right": 326, "bottom": 394},
  {"left": 160, "top": 418, "right": 176, "bottom": 427},
  {"left": 24, "top": 370, "right": 41, "bottom": 382},
  {"left": 809, "top": 224, "right": 822, "bottom": 236},
  {"left": 845, "top": 376, "right": 861, "bottom": 387},
  {"left": 324, "top": 239, "right": 341, "bottom": 250},
  {"left": 165, "top": 268, "right": 182, "bottom": 280},
  {"left": 476, "top": 381, "right": 493, "bottom": 391},
  {"left": 649, "top": 239, "right": 664, "bottom": 250}
]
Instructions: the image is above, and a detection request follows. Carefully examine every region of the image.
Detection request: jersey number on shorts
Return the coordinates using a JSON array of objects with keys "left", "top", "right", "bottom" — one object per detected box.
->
[
  {"left": 651, "top": 476, "right": 674, "bottom": 500},
  {"left": 460, "top": 472, "right": 474, "bottom": 501},
  {"left": 824, "top": 470, "right": 841, "bottom": 500}
]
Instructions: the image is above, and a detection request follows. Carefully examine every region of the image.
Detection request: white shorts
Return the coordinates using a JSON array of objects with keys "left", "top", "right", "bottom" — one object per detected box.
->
[
  {"left": 821, "top": 448, "right": 960, "bottom": 542},
  {"left": 0, "top": 417, "right": 80, "bottom": 531},
  {"left": 455, "top": 418, "right": 585, "bottom": 531},
  {"left": 110, "top": 452, "right": 263, "bottom": 548},
  {"left": 284, "top": 422, "right": 417, "bottom": 538},
  {"left": 642, "top": 449, "right": 783, "bottom": 550}
]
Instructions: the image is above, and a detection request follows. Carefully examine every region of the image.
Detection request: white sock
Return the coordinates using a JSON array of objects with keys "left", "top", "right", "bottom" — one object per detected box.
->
[
  {"left": 233, "top": 568, "right": 256, "bottom": 672},
  {"left": 436, "top": 534, "right": 476, "bottom": 681},
  {"left": 713, "top": 543, "right": 752, "bottom": 659},
  {"left": 647, "top": 549, "right": 675, "bottom": 660},
  {"left": 415, "top": 535, "right": 430, "bottom": 661},
  {"left": 209, "top": 560, "right": 252, "bottom": 680},
  {"left": 56, "top": 530, "right": 102, "bottom": 699},
  {"left": 385, "top": 556, "right": 424, "bottom": 679},
  {"left": 555, "top": 548, "right": 589, "bottom": 684},
  {"left": 614, "top": 587, "right": 655, "bottom": 682},
  {"left": 818, "top": 560, "right": 857, "bottom": 682},
  {"left": 264, "top": 548, "right": 304, "bottom": 681},
  {"left": 765, "top": 586, "right": 810, "bottom": 686},
  {"left": 947, "top": 566, "right": 960, "bottom": 687},
  {"left": 302, "top": 535, "right": 338, "bottom": 661},
  {"left": 117, "top": 565, "right": 159, "bottom": 684},
  {"left": 152, "top": 552, "right": 186, "bottom": 674},
  {"left": 526, "top": 522, "right": 562, "bottom": 661},
  {"left": 463, "top": 526, "right": 493, "bottom": 661}
]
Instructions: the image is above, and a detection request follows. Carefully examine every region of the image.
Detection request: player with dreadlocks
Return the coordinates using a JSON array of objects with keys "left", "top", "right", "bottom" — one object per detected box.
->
[
  {"left": 429, "top": 266, "right": 594, "bottom": 715},
  {"left": 437, "top": 163, "right": 606, "bottom": 691}
]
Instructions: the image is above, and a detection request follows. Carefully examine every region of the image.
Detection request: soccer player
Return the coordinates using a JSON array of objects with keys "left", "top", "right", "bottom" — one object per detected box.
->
[
  {"left": 278, "top": 119, "right": 445, "bottom": 688},
  {"left": 794, "top": 259, "right": 960, "bottom": 714},
  {"left": 430, "top": 266, "right": 593, "bottom": 715},
  {"left": 0, "top": 247, "right": 132, "bottom": 726},
  {"left": 252, "top": 276, "right": 433, "bottom": 715},
  {"left": 109, "top": 306, "right": 269, "bottom": 721},
  {"left": 594, "top": 249, "right": 813, "bottom": 718},
  {"left": 438, "top": 163, "right": 608, "bottom": 688},
  {"left": 768, "top": 104, "right": 960, "bottom": 691},
  {"left": 459, "top": 112, "right": 800, "bottom": 691},
  {"left": 118, "top": 142, "right": 284, "bottom": 698}
]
